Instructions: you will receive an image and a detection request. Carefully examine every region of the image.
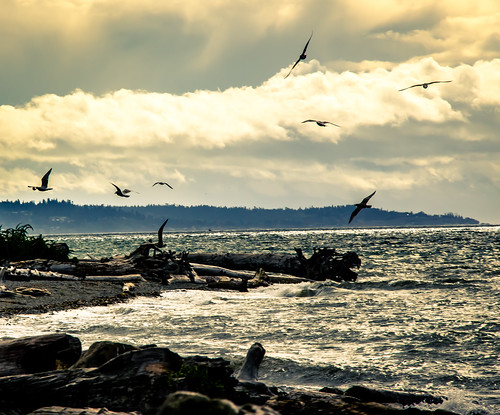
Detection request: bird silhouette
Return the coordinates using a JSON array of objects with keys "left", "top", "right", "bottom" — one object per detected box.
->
[
  {"left": 28, "top": 168, "right": 53, "bottom": 191},
  {"left": 284, "top": 31, "right": 313, "bottom": 79},
  {"left": 111, "top": 183, "right": 133, "bottom": 198},
  {"left": 349, "top": 191, "right": 376, "bottom": 224},
  {"left": 398, "top": 80, "right": 451, "bottom": 92},
  {"left": 153, "top": 181, "right": 173, "bottom": 189},
  {"left": 302, "top": 119, "right": 341, "bottom": 128}
]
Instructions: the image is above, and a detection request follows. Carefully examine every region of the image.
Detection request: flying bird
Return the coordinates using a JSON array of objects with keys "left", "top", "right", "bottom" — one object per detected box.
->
[
  {"left": 398, "top": 80, "right": 452, "bottom": 92},
  {"left": 111, "top": 183, "right": 133, "bottom": 198},
  {"left": 302, "top": 119, "right": 341, "bottom": 128},
  {"left": 153, "top": 181, "right": 173, "bottom": 189},
  {"left": 28, "top": 168, "right": 53, "bottom": 192},
  {"left": 349, "top": 191, "right": 376, "bottom": 224},
  {"left": 284, "top": 31, "right": 313, "bottom": 79}
]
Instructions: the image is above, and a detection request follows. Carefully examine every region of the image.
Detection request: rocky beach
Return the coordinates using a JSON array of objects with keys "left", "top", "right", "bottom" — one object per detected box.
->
[{"left": 0, "top": 245, "right": 467, "bottom": 415}]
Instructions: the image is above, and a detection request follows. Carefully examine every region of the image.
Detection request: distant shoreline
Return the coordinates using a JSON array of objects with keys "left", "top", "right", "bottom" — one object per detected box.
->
[{"left": 0, "top": 199, "right": 481, "bottom": 234}]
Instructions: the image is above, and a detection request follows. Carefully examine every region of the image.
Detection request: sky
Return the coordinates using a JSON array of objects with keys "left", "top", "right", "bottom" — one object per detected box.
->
[{"left": 1, "top": 0, "right": 499, "bottom": 224}]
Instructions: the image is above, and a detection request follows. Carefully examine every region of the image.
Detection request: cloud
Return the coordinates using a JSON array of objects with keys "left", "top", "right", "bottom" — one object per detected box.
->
[{"left": 1, "top": 1, "right": 499, "bottom": 223}]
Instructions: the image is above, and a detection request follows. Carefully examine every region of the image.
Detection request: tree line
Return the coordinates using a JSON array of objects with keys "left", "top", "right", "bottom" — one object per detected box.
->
[{"left": 0, "top": 199, "right": 479, "bottom": 234}]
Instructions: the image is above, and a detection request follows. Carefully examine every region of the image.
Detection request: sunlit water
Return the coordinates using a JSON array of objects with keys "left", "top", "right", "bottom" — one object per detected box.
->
[{"left": 1, "top": 226, "right": 499, "bottom": 414}]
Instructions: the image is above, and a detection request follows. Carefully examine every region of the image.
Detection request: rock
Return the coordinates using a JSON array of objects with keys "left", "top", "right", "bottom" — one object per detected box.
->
[
  {"left": 344, "top": 385, "right": 444, "bottom": 406},
  {"left": 0, "top": 335, "right": 461, "bottom": 415},
  {"left": 0, "top": 333, "right": 82, "bottom": 376},
  {"left": 157, "top": 391, "right": 240, "bottom": 415},
  {"left": 157, "top": 391, "right": 281, "bottom": 415},
  {"left": 71, "top": 341, "right": 138, "bottom": 369},
  {"left": 266, "top": 389, "right": 455, "bottom": 415}
]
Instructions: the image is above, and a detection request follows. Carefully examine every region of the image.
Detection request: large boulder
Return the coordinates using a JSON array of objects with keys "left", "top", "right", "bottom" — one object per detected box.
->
[
  {"left": 71, "top": 341, "right": 138, "bottom": 369},
  {"left": 0, "top": 333, "right": 81, "bottom": 376}
]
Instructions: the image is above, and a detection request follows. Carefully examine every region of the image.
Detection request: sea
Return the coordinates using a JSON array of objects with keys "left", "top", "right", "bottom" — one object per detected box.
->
[{"left": 1, "top": 226, "right": 498, "bottom": 415}]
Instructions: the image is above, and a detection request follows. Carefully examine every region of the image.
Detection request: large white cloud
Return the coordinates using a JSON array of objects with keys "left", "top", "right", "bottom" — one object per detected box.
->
[
  {"left": 1, "top": 1, "right": 499, "bottom": 223},
  {"left": 0, "top": 57, "right": 498, "bottom": 222}
]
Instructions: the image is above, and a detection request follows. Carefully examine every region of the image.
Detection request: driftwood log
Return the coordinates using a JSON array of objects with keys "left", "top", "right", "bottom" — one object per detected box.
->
[{"left": 189, "top": 248, "right": 361, "bottom": 282}]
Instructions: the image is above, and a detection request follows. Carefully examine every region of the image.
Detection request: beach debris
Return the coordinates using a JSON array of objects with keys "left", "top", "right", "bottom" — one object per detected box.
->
[{"left": 15, "top": 287, "right": 51, "bottom": 297}]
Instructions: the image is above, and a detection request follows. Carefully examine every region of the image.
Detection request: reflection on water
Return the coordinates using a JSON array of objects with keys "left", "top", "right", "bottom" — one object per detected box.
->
[{"left": 3, "top": 226, "right": 499, "bottom": 415}]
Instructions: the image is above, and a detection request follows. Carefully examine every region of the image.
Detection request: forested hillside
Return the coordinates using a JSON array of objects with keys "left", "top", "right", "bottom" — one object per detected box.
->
[{"left": 0, "top": 199, "right": 479, "bottom": 234}]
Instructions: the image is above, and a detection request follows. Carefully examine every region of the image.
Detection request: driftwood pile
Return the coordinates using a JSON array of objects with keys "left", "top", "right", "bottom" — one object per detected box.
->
[
  {"left": 1, "top": 243, "right": 362, "bottom": 296},
  {"left": 0, "top": 334, "right": 457, "bottom": 415}
]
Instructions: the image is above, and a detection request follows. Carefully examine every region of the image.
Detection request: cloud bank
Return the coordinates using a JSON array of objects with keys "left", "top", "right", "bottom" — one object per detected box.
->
[{"left": 1, "top": 0, "right": 499, "bottom": 223}]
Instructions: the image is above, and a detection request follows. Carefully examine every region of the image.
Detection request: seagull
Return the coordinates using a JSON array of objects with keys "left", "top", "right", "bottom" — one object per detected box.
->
[
  {"left": 284, "top": 31, "right": 313, "bottom": 79},
  {"left": 398, "top": 80, "right": 452, "bottom": 92},
  {"left": 153, "top": 181, "right": 173, "bottom": 189},
  {"left": 111, "top": 183, "right": 132, "bottom": 198},
  {"left": 349, "top": 191, "right": 376, "bottom": 224},
  {"left": 302, "top": 119, "right": 341, "bottom": 128},
  {"left": 28, "top": 168, "right": 53, "bottom": 191}
]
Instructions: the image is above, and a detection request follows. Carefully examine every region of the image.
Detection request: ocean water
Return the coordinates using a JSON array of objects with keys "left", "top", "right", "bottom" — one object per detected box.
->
[{"left": 1, "top": 226, "right": 499, "bottom": 414}]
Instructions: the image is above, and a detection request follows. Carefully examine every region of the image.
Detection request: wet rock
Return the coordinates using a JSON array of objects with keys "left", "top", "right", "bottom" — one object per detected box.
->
[
  {"left": 345, "top": 385, "right": 444, "bottom": 406},
  {"left": 157, "top": 391, "right": 280, "bottom": 415},
  {"left": 71, "top": 341, "right": 138, "bottom": 369},
  {"left": 0, "top": 333, "right": 82, "bottom": 376}
]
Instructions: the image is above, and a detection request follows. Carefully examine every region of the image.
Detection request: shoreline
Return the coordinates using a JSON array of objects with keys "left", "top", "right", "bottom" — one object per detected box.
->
[{"left": 0, "top": 279, "right": 165, "bottom": 317}]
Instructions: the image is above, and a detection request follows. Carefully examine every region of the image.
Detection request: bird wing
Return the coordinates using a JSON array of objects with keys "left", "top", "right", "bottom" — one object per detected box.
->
[
  {"left": 301, "top": 31, "right": 313, "bottom": 55},
  {"left": 349, "top": 206, "right": 362, "bottom": 224},
  {"left": 324, "top": 121, "right": 341, "bottom": 127},
  {"left": 428, "top": 80, "right": 452, "bottom": 86},
  {"left": 284, "top": 32, "right": 313, "bottom": 79},
  {"left": 41, "top": 168, "right": 52, "bottom": 187},
  {"left": 157, "top": 219, "right": 169, "bottom": 248},
  {"left": 361, "top": 190, "right": 376, "bottom": 205},
  {"left": 302, "top": 120, "right": 316, "bottom": 123},
  {"left": 285, "top": 58, "right": 302, "bottom": 79},
  {"left": 111, "top": 183, "right": 120, "bottom": 192},
  {"left": 122, "top": 189, "right": 132, "bottom": 194},
  {"left": 152, "top": 182, "right": 160, "bottom": 186},
  {"left": 153, "top": 181, "right": 173, "bottom": 189},
  {"left": 398, "top": 83, "right": 422, "bottom": 91}
]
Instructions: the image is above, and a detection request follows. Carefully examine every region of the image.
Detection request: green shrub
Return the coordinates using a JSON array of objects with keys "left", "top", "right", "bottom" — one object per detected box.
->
[{"left": 0, "top": 224, "right": 71, "bottom": 262}]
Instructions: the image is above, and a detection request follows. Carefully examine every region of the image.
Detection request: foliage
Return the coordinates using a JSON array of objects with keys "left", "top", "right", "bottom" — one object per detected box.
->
[
  {"left": 0, "top": 199, "right": 480, "bottom": 233},
  {"left": 0, "top": 224, "right": 71, "bottom": 262}
]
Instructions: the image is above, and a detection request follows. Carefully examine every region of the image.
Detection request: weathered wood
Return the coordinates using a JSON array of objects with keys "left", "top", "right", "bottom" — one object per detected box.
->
[
  {"left": 84, "top": 274, "right": 146, "bottom": 282},
  {"left": 4, "top": 268, "right": 82, "bottom": 281},
  {"left": 188, "top": 249, "right": 361, "bottom": 282},
  {"left": 0, "top": 334, "right": 82, "bottom": 376},
  {"left": 188, "top": 253, "right": 301, "bottom": 275},
  {"left": 191, "top": 263, "right": 256, "bottom": 279},
  {"left": 192, "top": 263, "right": 312, "bottom": 284}
]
